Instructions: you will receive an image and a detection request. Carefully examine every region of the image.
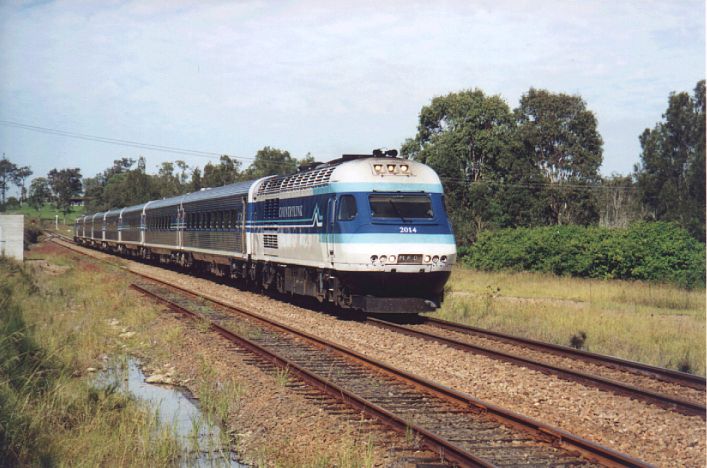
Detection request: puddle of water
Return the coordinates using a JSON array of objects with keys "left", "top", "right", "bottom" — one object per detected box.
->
[{"left": 98, "top": 357, "right": 245, "bottom": 467}]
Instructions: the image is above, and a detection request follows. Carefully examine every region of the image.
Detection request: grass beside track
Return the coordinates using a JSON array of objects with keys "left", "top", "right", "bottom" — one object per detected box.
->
[
  {"left": 433, "top": 268, "right": 706, "bottom": 376},
  {"left": 3, "top": 241, "right": 383, "bottom": 467},
  {"left": 0, "top": 250, "right": 186, "bottom": 466}
]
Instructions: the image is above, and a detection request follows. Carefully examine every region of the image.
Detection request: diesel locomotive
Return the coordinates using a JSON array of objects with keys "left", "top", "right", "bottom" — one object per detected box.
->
[{"left": 75, "top": 150, "right": 457, "bottom": 313}]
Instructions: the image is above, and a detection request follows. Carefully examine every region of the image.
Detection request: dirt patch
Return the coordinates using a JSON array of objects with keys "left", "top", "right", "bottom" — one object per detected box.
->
[{"left": 25, "top": 259, "right": 69, "bottom": 276}]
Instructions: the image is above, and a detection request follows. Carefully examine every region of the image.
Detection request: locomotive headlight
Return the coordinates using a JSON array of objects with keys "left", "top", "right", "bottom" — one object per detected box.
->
[
  {"left": 400, "top": 164, "right": 409, "bottom": 173},
  {"left": 432, "top": 255, "right": 440, "bottom": 264},
  {"left": 423, "top": 255, "right": 431, "bottom": 263},
  {"left": 386, "top": 164, "right": 396, "bottom": 173},
  {"left": 388, "top": 255, "right": 396, "bottom": 263},
  {"left": 441, "top": 255, "right": 448, "bottom": 263},
  {"left": 370, "top": 255, "right": 378, "bottom": 264},
  {"left": 379, "top": 255, "right": 387, "bottom": 264},
  {"left": 373, "top": 164, "right": 383, "bottom": 173}
]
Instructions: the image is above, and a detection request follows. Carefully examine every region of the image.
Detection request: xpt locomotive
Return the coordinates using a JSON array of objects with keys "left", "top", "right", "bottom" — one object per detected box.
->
[{"left": 75, "top": 151, "right": 456, "bottom": 313}]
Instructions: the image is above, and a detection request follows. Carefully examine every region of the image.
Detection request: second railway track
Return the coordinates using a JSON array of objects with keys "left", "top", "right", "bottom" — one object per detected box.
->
[{"left": 367, "top": 317, "right": 706, "bottom": 418}]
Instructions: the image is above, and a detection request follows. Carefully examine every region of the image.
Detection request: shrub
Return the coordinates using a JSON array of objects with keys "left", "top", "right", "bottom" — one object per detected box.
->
[{"left": 463, "top": 222, "right": 705, "bottom": 288}]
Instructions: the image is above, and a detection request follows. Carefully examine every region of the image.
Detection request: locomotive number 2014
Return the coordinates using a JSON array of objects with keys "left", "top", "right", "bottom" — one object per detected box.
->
[{"left": 399, "top": 226, "right": 417, "bottom": 233}]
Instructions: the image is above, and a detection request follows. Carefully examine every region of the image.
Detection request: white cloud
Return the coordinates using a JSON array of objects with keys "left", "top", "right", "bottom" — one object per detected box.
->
[{"left": 0, "top": 0, "right": 703, "bottom": 178}]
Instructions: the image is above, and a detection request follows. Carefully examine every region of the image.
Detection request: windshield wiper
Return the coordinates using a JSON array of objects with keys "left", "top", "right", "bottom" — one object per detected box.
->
[{"left": 388, "top": 199, "right": 408, "bottom": 223}]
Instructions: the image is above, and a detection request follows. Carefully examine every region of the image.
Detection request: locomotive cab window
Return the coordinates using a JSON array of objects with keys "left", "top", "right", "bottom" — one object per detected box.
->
[
  {"left": 369, "top": 194, "right": 434, "bottom": 219},
  {"left": 338, "top": 195, "right": 357, "bottom": 221}
]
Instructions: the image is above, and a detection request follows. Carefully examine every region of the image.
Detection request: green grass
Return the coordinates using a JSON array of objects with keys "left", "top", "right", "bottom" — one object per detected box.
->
[
  {"left": 0, "top": 252, "right": 186, "bottom": 466},
  {"left": 3, "top": 203, "right": 85, "bottom": 225},
  {"left": 434, "top": 267, "right": 706, "bottom": 375}
]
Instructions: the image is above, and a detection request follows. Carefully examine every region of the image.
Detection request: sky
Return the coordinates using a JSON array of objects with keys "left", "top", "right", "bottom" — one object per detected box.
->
[{"left": 0, "top": 0, "right": 704, "bottom": 192}]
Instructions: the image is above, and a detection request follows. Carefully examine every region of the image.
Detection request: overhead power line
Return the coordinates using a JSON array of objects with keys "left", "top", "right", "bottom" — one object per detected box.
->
[
  {"left": 0, "top": 119, "right": 253, "bottom": 161},
  {"left": 1, "top": 119, "right": 637, "bottom": 191}
]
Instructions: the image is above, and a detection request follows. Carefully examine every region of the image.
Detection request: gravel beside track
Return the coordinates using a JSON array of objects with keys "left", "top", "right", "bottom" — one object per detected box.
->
[
  {"left": 51, "top": 238, "right": 707, "bottom": 467},
  {"left": 372, "top": 320, "right": 705, "bottom": 411}
]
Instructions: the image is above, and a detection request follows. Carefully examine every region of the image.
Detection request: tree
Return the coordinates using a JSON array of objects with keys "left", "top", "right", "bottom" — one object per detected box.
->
[
  {"left": 202, "top": 155, "right": 243, "bottom": 187},
  {"left": 156, "top": 161, "right": 181, "bottom": 197},
  {"left": 102, "top": 170, "right": 159, "bottom": 209},
  {"left": 597, "top": 174, "right": 643, "bottom": 228},
  {"left": 515, "top": 89, "right": 603, "bottom": 225},
  {"left": 244, "top": 147, "right": 297, "bottom": 179},
  {"left": 635, "top": 80, "right": 705, "bottom": 240},
  {"left": 0, "top": 155, "right": 18, "bottom": 207},
  {"left": 47, "top": 168, "right": 82, "bottom": 214},
  {"left": 402, "top": 89, "right": 543, "bottom": 242},
  {"left": 28, "top": 177, "right": 52, "bottom": 210},
  {"left": 190, "top": 167, "right": 202, "bottom": 191},
  {"left": 13, "top": 166, "right": 32, "bottom": 204}
]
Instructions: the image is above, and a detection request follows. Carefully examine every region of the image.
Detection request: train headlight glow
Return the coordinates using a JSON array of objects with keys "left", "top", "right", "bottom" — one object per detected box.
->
[
  {"left": 379, "top": 255, "right": 387, "bottom": 264},
  {"left": 400, "top": 164, "right": 409, "bottom": 173},
  {"left": 388, "top": 255, "right": 396, "bottom": 263},
  {"left": 373, "top": 164, "right": 383, "bottom": 173},
  {"left": 423, "top": 255, "right": 431, "bottom": 263},
  {"left": 432, "top": 256, "right": 439, "bottom": 264},
  {"left": 387, "top": 164, "right": 396, "bottom": 173}
]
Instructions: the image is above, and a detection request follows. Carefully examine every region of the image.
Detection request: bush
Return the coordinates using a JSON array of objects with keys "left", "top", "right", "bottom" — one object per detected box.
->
[
  {"left": 463, "top": 222, "right": 706, "bottom": 288},
  {"left": 23, "top": 223, "right": 42, "bottom": 249}
]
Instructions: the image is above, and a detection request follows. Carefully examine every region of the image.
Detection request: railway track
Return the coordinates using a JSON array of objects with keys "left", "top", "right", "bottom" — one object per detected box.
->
[
  {"left": 128, "top": 279, "right": 651, "bottom": 467},
  {"left": 367, "top": 317, "right": 706, "bottom": 418},
  {"left": 45, "top": 235, "right": 700, "bottom": 465},
  {"left": 49, "top": 234, "right": 706, "bottom": 420}
]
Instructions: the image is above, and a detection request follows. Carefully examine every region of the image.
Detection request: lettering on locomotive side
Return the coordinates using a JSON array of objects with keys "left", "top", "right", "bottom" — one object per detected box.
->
[{"left": 278, "top": 205, "right": 304, "bottom": 218}]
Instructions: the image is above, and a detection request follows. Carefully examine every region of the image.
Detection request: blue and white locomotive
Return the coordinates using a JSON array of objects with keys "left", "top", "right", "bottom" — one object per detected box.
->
[{"left": 75, "top": 150, "right": 456, "bottom": 313}]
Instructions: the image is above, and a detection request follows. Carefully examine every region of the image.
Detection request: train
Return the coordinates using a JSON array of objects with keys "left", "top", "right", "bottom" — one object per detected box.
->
[{"left": 74, "top": 150, "right": 456, "bottom": 314}]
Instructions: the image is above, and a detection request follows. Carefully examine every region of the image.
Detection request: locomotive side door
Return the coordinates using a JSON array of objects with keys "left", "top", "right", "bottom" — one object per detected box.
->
[{"left": 325, "top": 196, "right": 336, "bottom": 265}]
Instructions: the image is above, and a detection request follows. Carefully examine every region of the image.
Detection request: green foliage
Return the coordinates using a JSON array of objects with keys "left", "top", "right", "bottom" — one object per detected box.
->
[
  {"left": 201, "top": 155, "right": 242, "bottom": 188},
  {"left": 48, "top": 167, "right": 83, "bottom": 214},
  {"left": 0, "top": 156, "right": 19, "bottom": 207},
  {"left": 516, "top": 88, "right": 603, "bottom": 225},
  {"left": 463, "top": 222, "right": 705, "bottom": 287},
  {"left": 244, "top": 146, "right": 298, "bottom": 179},
  {"left": 0, "top": 259, "right": 58, "bottom": 465},
  {"left": 635, "top": 80, "right": 705, "bottom": 241},
  {"left": 28, "top": 177, "right": 51, "bottom": 210},
  {"left": 403, "top": 87, "right": 603, "bottom": 242},
  {"left": 403, "top": 88, "right": 542, "bottom": 242}
]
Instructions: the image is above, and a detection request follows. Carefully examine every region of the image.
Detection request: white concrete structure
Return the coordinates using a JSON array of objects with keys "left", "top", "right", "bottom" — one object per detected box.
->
[{"left": 0, "top": 215, "right": 24, "bottom": 261}]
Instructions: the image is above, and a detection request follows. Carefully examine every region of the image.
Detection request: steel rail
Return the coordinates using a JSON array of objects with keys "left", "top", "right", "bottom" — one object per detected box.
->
[
  {"left": 129, "top": 283, "right": 492, "bottom": 468},
  {"left": 126, "top": 279, "right": 652, "bottom": 468},
  {"left": 425, "top": 317, "right": 706, "bottom": 391},
  {"left": 367, "top": 317, "right": 706, "bottom": 418}
]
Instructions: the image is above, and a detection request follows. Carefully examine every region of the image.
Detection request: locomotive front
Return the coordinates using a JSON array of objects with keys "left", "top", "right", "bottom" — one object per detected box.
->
[{"left": 325, "top": 154, "right": 456, "bottom": 313}]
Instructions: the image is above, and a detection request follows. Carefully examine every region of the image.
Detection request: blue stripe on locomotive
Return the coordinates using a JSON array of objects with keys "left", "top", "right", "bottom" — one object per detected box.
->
[{"left": 248, "top": 190, "right": 454, "bottom": 244}]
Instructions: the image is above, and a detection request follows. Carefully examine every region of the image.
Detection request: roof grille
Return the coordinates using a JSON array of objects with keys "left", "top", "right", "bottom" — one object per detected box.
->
[{"left": 258, "top": 166, "right": 335, "bottom": 195}]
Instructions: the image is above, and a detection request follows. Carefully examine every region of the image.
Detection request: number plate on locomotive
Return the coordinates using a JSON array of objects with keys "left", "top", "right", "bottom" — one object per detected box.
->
[{"left": 397, "top": 254, "right": 422, "bottom": 264}]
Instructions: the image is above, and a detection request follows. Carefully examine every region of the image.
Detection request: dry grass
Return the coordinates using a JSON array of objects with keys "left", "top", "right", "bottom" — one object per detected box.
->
[{"left": 435, "top": 267, "right": 706, "bottom": 375}]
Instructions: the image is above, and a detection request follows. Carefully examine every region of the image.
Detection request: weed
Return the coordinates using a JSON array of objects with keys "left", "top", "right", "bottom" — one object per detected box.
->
[
  {"left": 569, "top": 331, "right": 587, "bottom": 350},
  {"left": 274, "top": 366, "right": 290, "bottom": 388}
]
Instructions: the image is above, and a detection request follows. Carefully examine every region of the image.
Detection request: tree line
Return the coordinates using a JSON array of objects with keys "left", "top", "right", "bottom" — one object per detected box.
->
[
  {"left": 1, "top": 81, "right": 703, "bottom": 243},
  {"left": 403, "top": 81, "right": 705, "bottom": 242}
]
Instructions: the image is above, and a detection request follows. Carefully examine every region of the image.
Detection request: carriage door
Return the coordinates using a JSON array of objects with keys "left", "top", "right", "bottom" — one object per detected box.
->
[{"left": 325, "top": 196, "right": 336, "bottom": 264}]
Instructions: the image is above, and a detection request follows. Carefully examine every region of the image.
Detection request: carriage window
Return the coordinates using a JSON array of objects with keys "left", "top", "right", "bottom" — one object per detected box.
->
[
  {"left": 369, "top": 194, "right": 434, "bottom": 219},
  {"left": 338, "top": 195, "right": 358, "bottom": 221}
]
